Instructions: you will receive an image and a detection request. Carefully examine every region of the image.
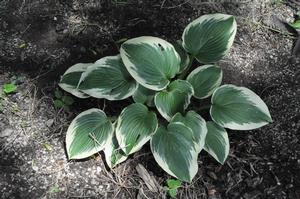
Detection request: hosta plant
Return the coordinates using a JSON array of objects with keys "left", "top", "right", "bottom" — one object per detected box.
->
[{"left": 59, "top": 13, "right": 272, "bottom": 182}]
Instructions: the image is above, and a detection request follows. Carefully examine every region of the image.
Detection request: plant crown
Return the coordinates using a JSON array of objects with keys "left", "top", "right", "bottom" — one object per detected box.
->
[{"left": 59, "top": 13, "right": 272, "bottom": 182}]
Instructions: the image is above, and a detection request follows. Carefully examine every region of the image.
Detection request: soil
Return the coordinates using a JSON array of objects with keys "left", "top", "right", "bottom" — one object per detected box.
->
[{"left": 1, "top": 0, "right": 300, "bottom": 199}]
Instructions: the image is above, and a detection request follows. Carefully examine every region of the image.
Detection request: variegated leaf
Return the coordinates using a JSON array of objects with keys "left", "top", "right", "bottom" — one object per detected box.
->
[
  {"left": 155, "top": 80, "right": 194, "bottom": 121},
  {"left": 116, "top": 103, "right": 158, "bottom": 155},
  {"left": 182, "top": 14, "right": 237, "bottom": 63},
  {"left": 187, "top": 65, "right": 222, "bottom": 99},
  {"left": 59, "top": 63, "right": 91, "bottom": 98},
  {"left": 104, "top": 135, "right": 128, "bottom": 168},
  {"left": 132, "top": 84, "right": 156, "bottom": 107},
  {"left": 78, "top": 55, "right": 137, "bottom": 100},
  {"left": 66, "top": 109, "right": 113, "bottom": 159},
  {"left": 120, "top": 36, "right": 180, "bottom": 91},
  {"left": 150, "top": 122, "right": 198, "bottom": 182},
  {"left": 210, "top": 85, "right": 272, "bottom": 130},
  {"left": 204, "top": 121, "right": 229, "bottom": 164},
  {"left": 173, "top": 40, "right": 191, "bottom": 73},
  {"left": 171, "top": 111, "right": 207, "bottom": 153}
]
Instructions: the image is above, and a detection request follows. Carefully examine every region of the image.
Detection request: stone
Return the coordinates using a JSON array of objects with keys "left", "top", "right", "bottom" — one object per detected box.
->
[
  {"left": 46, "top": 119, "right": 54, "bottom": 127},
  {"left": 0, "top": 128, "right": 13, "bottom": 138}
]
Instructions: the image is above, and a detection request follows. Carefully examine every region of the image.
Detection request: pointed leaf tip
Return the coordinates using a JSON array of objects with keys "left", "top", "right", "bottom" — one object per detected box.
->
[
  {"left": 104, "top": 135, "right": 128, "bottom": 168},
  {"left": 116, "top": 103, "right": 158, "bottom": 155},
  {"left": 59, "top": 63, "right": 91, "bottom": 98},
  {"left": 187, "top": 65, "right": 223, "bottom": 99},
  {"left": 204, "top": 121, "right": 229, "bottom": 164},
  {"left": 210, "top": 84, "right": 272, "bottom": 130},
  {"left": 150, "top": 122, "right": 198, "bottom": 182},
  {"left": 171, "top": 111, "right": 207, "bottom": 153},
  {"left": 182, "top": 13, "right": 237, "bottom": 63},
  {"left": 155, "top": 80, "right": 194, "bottom": 121},
  {"left": 78, "top": 55, "right": 137, "bottom": 100},
  {"left": 66, "top": 108, "right": 113, "bottom": 159},
  {"left": 120, "top": 36, "right": 181, "bottom": 91}
]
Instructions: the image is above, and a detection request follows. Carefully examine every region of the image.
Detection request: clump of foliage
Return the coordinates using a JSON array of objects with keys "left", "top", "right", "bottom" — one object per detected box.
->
[
  {"left": 2, "top": 83, "right": 17, "bottom": 94},
  {"left": 58, "top": 14, "right": 272, "bottom": 182},
  {"left": 0, "top": 83, "right": 17, "bottom": 112},
  {"left": 290, "top": 11, "right": 300, "bottom": 30},
  {"left": 165, "top": 179, "right": 182, "bottom": 198},
  {"left": 53, "top": 90, "right": 74, "bottom": 111}
]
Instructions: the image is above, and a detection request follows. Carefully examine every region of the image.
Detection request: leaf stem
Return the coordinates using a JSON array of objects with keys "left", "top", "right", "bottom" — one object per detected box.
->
[
  {"left": 197, "top": 104, "right": 211, "bottom": 112},
  {"left": 178, "top": 55, "right": 194, "bottom": 80},
  {"left": 108, "top": 116, "right": 118, "bottom": 122}
]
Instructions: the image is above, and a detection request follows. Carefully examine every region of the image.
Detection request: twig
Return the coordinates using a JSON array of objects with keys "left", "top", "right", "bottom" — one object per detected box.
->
[
  {"left": 225, "top": 178, "right": 243, "bottom": 194},
  {"left": 260, "top": 84, "right": 279, "bottom": 96},
  {"left": 289, "top": 0, "right": 300, "bottom": 6},
  {"left": 237, "top": 17, "right": 297, "bottom": 40},
  {"left": 270, "top": 170, "right": 281, "bottom": 185},
  {"left": 102, "top": 99, "right": 106, "bottom": 111},
  {"left": 67, "top": 195, "right": 97, "bottom": 198},
  {"left": 83, "top": 22, "right": 120, "bottom": 52},
  {"left": 0, "top": 130, "right": 21, "bottom": 153},
  {"left": 160, "top": 0, "right": 191, "bottom": 9},
  {"left": 112, "top": 188, "right": 121, "bottom": 199},
  {"left": 21, "top": 24, "right": 31, "bottom": 34},
  {"left": 18, "top": 0, "right": 26, "bottom": 14},
  {"left": 89, "top": 132, "right": 102, "bottom": 146}
]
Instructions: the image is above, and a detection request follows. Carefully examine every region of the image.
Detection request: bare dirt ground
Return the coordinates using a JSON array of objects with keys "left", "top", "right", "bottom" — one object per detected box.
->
[{"left": 0, "top": 0, "right": 300, "bottom": 198}]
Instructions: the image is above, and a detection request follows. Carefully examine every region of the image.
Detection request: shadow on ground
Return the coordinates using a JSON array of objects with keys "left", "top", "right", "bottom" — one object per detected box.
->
[{"left": 1, "top": 0, "right": 300, "bottom": 198}]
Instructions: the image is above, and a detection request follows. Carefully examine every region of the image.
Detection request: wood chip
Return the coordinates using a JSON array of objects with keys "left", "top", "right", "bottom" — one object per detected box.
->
[{"left": 136, "top": 164, "right": 159, "bottom": 192}]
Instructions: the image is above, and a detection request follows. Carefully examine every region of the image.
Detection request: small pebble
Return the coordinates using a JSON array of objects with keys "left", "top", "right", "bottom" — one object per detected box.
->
[
  {"left": 46, "top": 119, "right": 54, "bottom": 127},
  {"left": 0, "top": 128, "right": 13, "bottom": 138}
]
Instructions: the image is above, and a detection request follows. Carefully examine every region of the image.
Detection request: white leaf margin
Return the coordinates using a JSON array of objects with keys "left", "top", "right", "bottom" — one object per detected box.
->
[
  {"left": 58, "top": 63, "right": 91, "bottom": 98},
  {"left": 120, "top": 36, "right": 181, "bottom": 91},
  {"left": 116, "top": 103, "right": 158, "bottom": 155},
  {"left": 187, "top": 64, "right": 223, "bottom": 99},
  {"left": 154, "top": 80, "right": 194, "bottom": 121},
  {"left": 150, "top": 122, "right": 198, "bottom": 182},
  {"left": 66, "top": 108, "right": 114, "bottom": 159},
  {"left": 104, "top": 134, "right": 128, "bottom": 168},
  {"left": 204, "top": 121, "right": 229, "bottom": 164},
  {"left": 210, "top": 84, "right": 272, "bottom": 130},
  {"left": 78, "top": 55, "right": 138, "bottom": 100},
  {"left": 182, "top": 13, "right": 237, "bottom": 58}
]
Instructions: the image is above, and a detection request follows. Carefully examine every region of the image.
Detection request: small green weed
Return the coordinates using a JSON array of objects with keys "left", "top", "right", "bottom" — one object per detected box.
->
[
  {"left": 3, "top": 83, "right": 17, "bottom": 94},
  {"left": 53, "top": 90, "right": 74, "bottom": 111},
  {"left": 165, "top": 179, "right": 182, "bottom": 198},
  {"left": 0, "top": 82, "right": 18, "bottom": 112},
  {"left": 289, "top": 11, "right": 300, "bottom": 30},
  {"left": 49, "top": 185, "right": 60, "bottom": 194}
]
